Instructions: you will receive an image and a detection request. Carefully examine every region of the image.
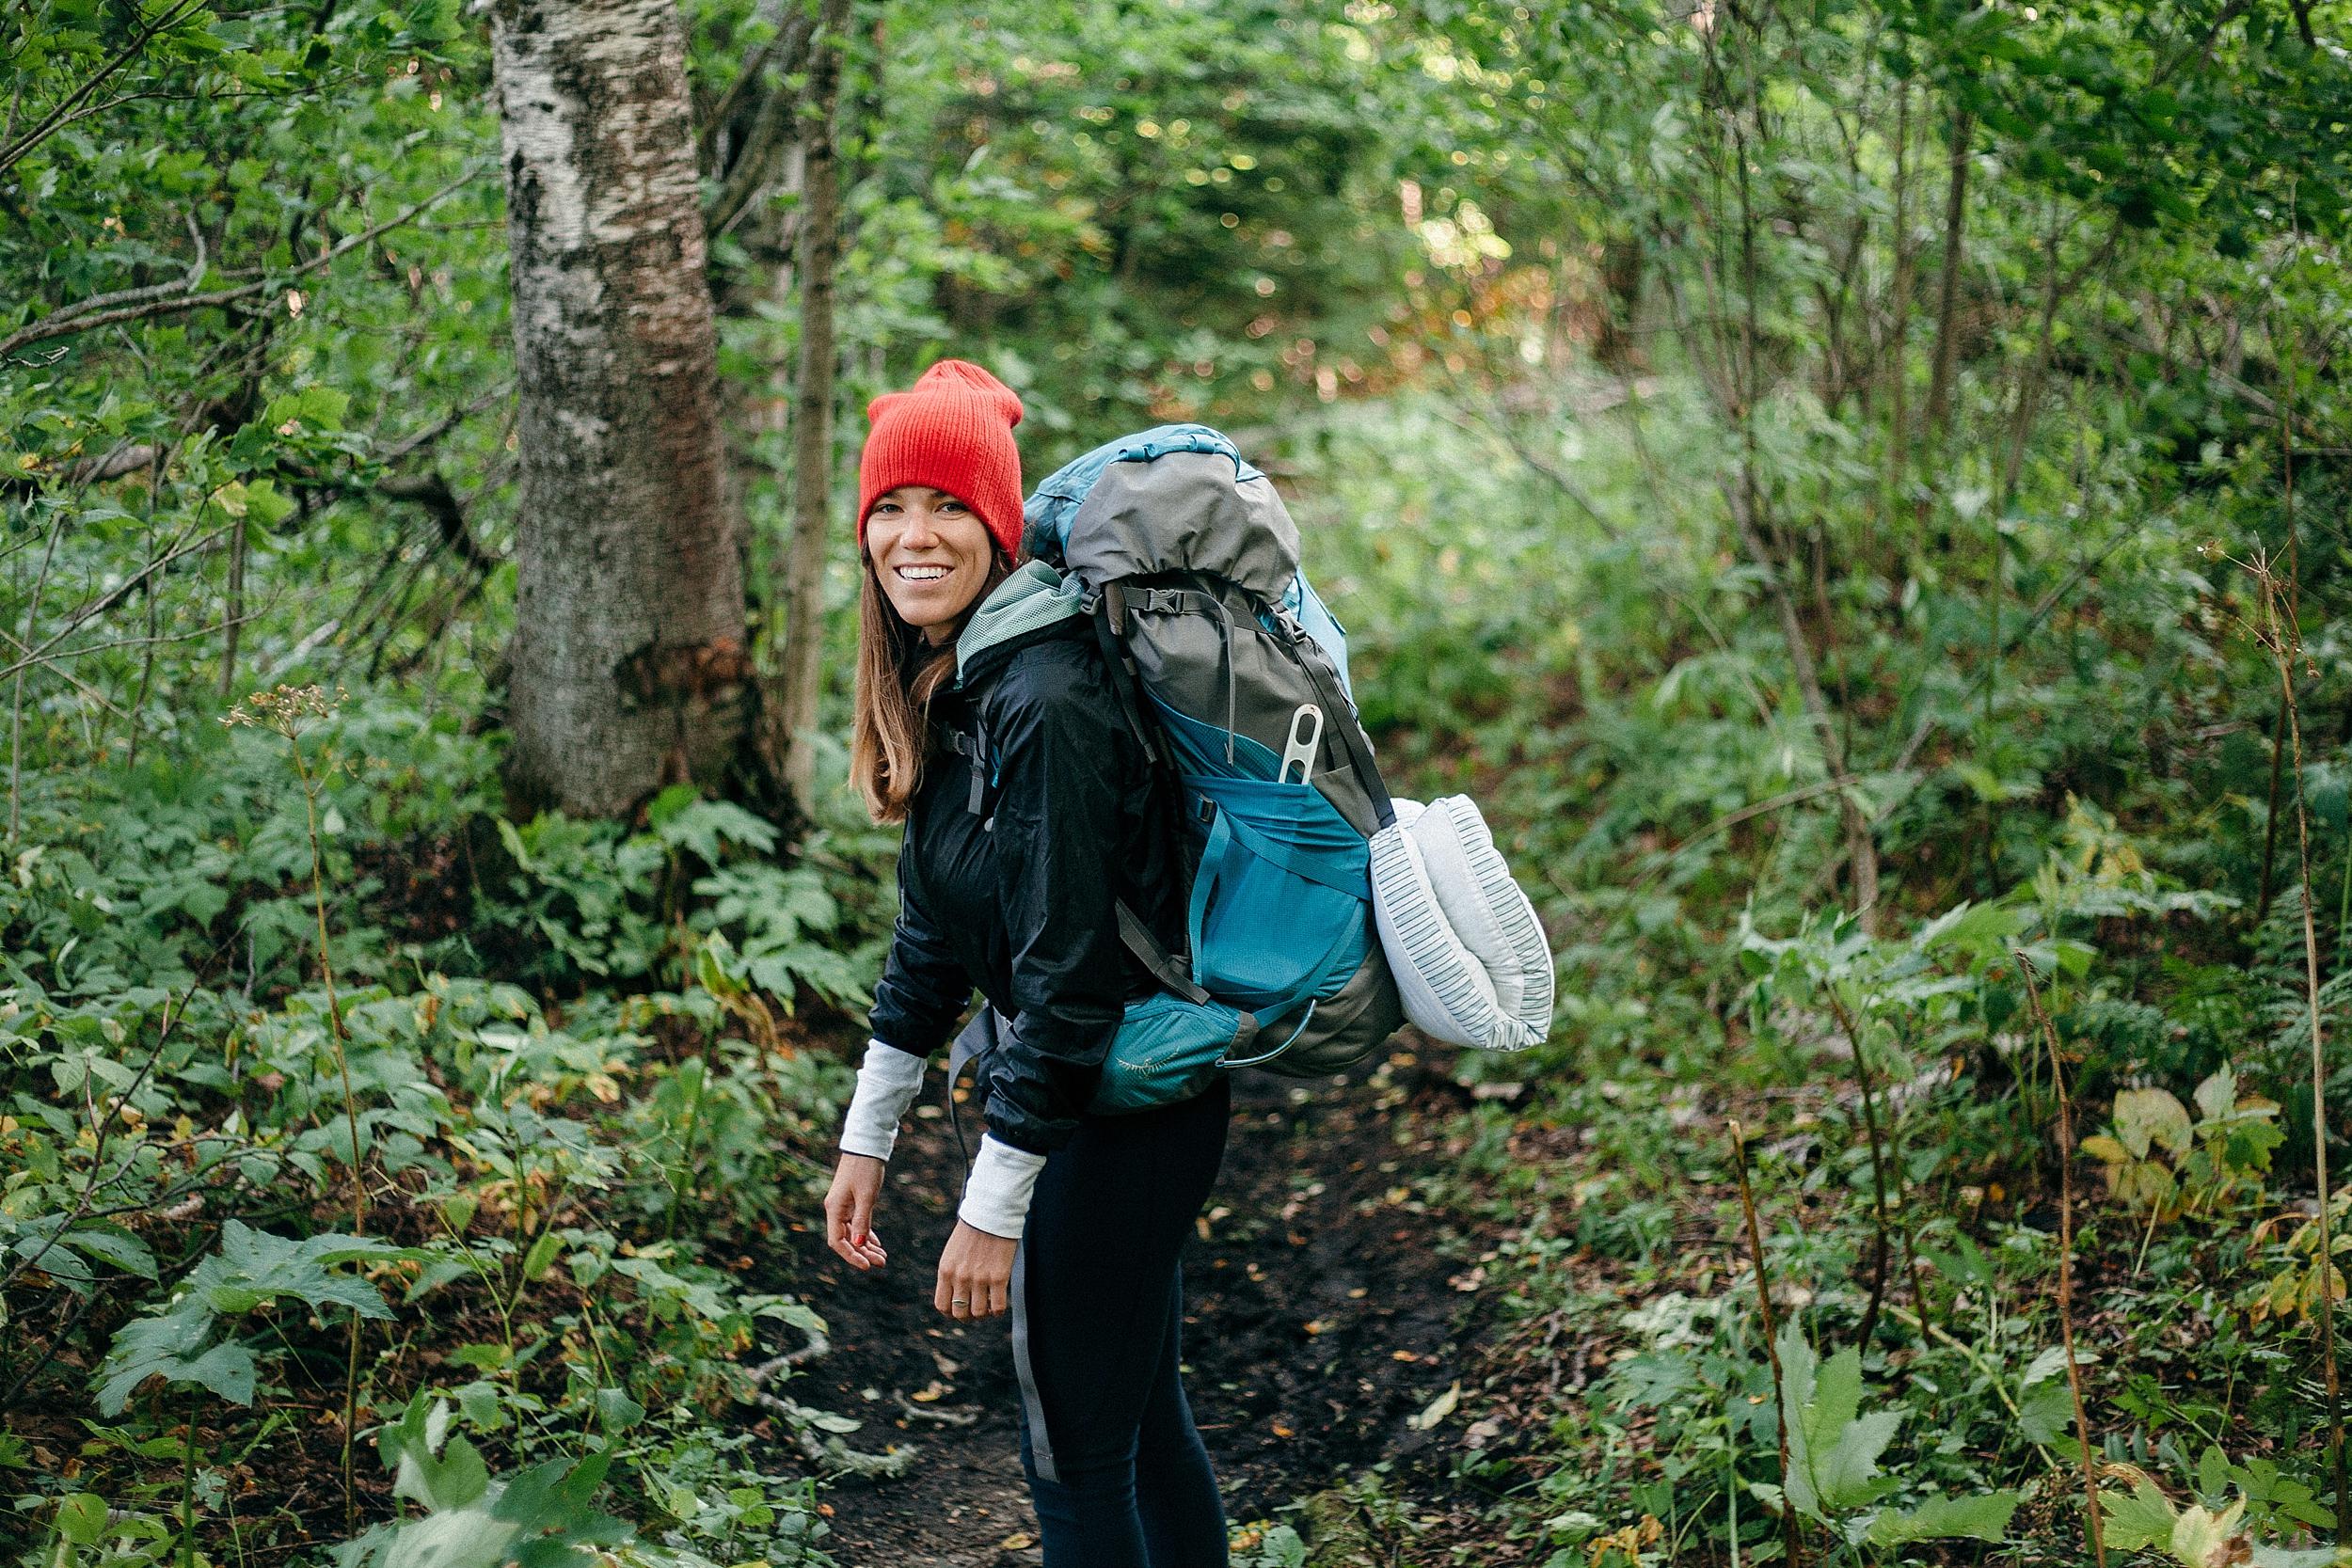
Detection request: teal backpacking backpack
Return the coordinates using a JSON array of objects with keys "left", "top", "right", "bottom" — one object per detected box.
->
[{"left": 944, "top": 424, "right": 1406, "bottom": 1111}]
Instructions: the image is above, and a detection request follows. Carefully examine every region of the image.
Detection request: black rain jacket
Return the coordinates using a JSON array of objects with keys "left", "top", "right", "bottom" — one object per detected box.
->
[{"left": 866, "top": 616, "right": 1187, "bottom": 1154}]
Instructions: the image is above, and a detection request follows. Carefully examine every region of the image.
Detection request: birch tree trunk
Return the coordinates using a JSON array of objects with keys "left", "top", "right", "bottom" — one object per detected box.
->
[{"left": 492, "top": 0, "right": 749, "bottom": 817}]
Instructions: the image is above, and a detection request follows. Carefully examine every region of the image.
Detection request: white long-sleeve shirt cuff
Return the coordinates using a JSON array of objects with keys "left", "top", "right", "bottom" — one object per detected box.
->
[
  {"left": 958, "top": 1134, "right": 1048, "bottom": 1240},
  {"left": 837, "top": 1039, "right": 928, "bottom": 1162}
]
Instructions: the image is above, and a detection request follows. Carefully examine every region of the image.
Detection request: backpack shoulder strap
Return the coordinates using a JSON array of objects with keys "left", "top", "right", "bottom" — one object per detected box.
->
[
  {"left": 944, "top": 721, "right": 993, "bottom": 816},
  {"left": 1088, "top": 585, "right": 1161, "bottom": 768}
]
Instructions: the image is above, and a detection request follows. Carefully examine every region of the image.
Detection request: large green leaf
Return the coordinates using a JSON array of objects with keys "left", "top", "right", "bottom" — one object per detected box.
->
[
  {"left": 2101, "top": 1479, "right": 2180, "bottom": 1552},
  {"left": 362, "top": 1397, "right": 628, "bottom": 1568},
  {"left": 59, "top": 1225, "right": 158, "bottom": 1280},
  {"left": 191, "top": 1220, "right": 406, "bottom": 1320},
  {"left": 1779, "top": 1324, "right": 1901, "bottom": 1520},
  {"left": 1866, "top": 1490, "right": 2022, "bottom": 1545},
  {"left": 95, "top": 1222, "right": 418, "bottom": 1413},
  {"left": 97, "top": 1323, "right": 257, "bottom": 1416}
]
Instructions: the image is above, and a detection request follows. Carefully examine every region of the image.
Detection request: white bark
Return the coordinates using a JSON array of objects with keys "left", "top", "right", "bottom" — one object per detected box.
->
[{"left": 493, "top": 0, "right": 748, "bottom": 816}]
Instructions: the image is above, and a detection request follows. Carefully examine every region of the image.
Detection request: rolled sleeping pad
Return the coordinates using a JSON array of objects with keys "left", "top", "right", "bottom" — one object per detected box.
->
[{"left": 1369, "top": 796, "right": 1553, "bottom": 1052}]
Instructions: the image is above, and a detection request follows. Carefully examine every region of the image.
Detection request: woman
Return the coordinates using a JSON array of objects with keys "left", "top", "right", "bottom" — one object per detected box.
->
[{"left": 819, "top": 359, "right": 1232, "bottom": 1567}]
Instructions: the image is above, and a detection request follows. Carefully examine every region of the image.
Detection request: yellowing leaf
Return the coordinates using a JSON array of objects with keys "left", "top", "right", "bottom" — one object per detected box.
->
[
  {"left": 1408, "top": 1382, "right": 1461, "bottom": 1431},
  {"left": 2113, "top": 1086, "right": 2192, "bottom": 1160},
  {"left": 2169, "top": 1498, "right": 2251, "bottom": 1567}
]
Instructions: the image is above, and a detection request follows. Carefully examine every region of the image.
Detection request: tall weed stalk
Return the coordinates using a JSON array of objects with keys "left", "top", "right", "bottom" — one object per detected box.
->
[
  {"left": 2250, "top": 552, "right": 2350, "bottom": 1520},
  {"left": 1730, "top": 1119, "right": 1804, "bottom": 1568},
  {"left": 2016, "top": 954, "right": 2106, "bottom": 1567},
  {"left": 1818, "top": 986, "right": 1897, "bottom": 1345},
  {"left": 224, "top": 685, "right": 367, "bottom": 1531}
]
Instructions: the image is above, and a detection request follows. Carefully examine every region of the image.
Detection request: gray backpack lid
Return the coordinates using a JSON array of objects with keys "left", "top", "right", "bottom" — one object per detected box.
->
[{"left": 1060, "top": 451, "right": 1301, "bottom": 601}]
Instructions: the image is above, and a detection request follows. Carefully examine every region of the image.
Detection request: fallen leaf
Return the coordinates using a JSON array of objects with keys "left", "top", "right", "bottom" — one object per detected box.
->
[
  {"left": 1449, "top": 1267, "right": 1486, "bottom": 1292},
  {"left": 1304, "top": 1318, "right": 1335, "bottom": 1336},
  {"left": 1271, "top": 1422, "right": 1295, "bottom": 1438},
  {"left": 1408, "top": 1382, "right": 1461, "bottom": 1432},
  {"left": 998, "top": 1531, "right": 1033, "bottom": 1549},
  {"left": 1391, "top": 1349, "right": 1420, "bottom": 1362},
  {"left": 911, "top": 1381, "right": 950, "bottom": 1402}
]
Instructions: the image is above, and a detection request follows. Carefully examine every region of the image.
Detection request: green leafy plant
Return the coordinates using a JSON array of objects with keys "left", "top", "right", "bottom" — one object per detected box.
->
[
  {"left": 97, "top": 1221, "right": 418, "bottom": 1415},
  {"left": 1776, "top": 1323, "right": 2022, "bottom": 1557},
  {"left": 2100, "top": 1458, "right": 2347, "bottom": 1568},
  {"left": 2252, "top": 1186, "right": 2352, "bottom": 1327},
  {"left": 1231, "top": 1523, "right": 1310, "bottom": 1568},
  {"left": 335, "top": 1393, "right": 629, "bottom": 1568}
]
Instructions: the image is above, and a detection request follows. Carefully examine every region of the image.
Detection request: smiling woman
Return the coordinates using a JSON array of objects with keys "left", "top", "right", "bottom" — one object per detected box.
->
[
  {"left": 847, "top": 360, "right": 1027, "bottom": 823},
  {"left": 824, "top": 358, "right": 1234, "bottom": 1566}
]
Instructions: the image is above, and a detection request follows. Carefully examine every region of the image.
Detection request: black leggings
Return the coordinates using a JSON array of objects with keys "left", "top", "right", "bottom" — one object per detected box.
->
[{"left": 1012, "top": 1075, "right": 1232, "bottom": 1568}]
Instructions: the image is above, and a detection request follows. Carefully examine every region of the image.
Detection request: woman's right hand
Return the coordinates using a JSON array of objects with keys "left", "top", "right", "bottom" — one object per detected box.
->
[{"left": 824, "top": 1152, "right": 889, "bottom": 1270}]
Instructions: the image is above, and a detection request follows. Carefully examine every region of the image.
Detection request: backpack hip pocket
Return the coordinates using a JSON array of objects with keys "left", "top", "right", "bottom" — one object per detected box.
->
[{"left": 1183, "top": 772, "right": 1372, "bottom": 1021}]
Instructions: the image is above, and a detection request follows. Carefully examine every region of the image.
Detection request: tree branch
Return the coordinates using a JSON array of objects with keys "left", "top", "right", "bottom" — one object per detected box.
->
[
  {"left": 0, "top": 163, "right": 483, "bottom": 359},
  {"left": 0, "top": 0, "right": 210, "bottom": 174},
  {"left": 373, "top": 471, "right": 501, "bottom": 574}
]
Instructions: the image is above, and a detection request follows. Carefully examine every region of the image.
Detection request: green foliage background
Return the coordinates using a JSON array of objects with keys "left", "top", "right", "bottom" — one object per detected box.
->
[{"left": 8, "top": 0, "right": 2352, "bottom": 1563}]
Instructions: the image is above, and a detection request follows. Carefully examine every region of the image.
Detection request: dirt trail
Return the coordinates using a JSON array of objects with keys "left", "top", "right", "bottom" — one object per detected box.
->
[{"left": 764, "top": 1053, "right": 1499, "bottom": 1567}]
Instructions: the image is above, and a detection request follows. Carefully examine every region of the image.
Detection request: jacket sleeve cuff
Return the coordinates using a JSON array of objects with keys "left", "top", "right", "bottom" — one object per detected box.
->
[
  {"left": 837, "top": 1039, "right": 929, "bottom": 1162},
  {"left": 957, "top": 1134, "right": 1048, "bottom": 1239}
]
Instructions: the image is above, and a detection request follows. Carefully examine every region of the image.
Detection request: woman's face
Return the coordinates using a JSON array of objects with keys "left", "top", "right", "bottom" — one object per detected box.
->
[{"left": 866, "top": 486, "right": 994, "bottom": 643}]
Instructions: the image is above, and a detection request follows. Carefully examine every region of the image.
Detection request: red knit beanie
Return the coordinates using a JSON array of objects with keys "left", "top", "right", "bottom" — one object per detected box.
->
[{"left": 857, "top": 359, "right": 1025, "bottom": 557}]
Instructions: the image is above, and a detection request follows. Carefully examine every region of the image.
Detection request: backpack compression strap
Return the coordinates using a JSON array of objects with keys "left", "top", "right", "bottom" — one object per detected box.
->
[{"left": 1274, "top": 603, "right": 1398, "bottom": 832}]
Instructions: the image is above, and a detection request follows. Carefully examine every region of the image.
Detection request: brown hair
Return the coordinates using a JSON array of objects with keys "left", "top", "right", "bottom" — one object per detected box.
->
[{"left": 850, "top": 549, "right": 1015, "bottom": 823}]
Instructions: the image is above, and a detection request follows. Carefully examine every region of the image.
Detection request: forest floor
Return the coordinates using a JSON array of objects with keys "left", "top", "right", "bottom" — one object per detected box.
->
[{"left": 760, "top": 1048, "right": 1521, "bottom": 1567}]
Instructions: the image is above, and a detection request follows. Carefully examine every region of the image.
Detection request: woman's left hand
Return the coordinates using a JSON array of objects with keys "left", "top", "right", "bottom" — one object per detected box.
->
[{"left": 934, "top": 1220, "right": 1017, "bottom": 1321}]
